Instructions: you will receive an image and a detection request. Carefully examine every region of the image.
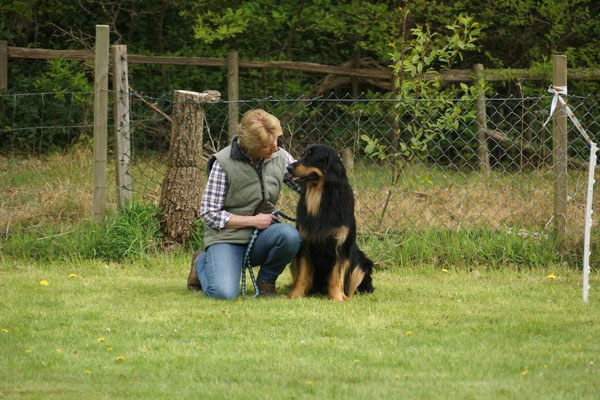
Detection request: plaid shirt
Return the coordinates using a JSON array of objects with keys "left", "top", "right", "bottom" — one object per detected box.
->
[{"left": 201, "top": 149, "right": 300, "bottom": 229}]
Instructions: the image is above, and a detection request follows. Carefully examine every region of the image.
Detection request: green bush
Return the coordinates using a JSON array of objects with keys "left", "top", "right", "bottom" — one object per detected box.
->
[
  {"left": 0, "top": 202, "right": 164, "bottom": 262},
  {"left": 186, "top": 219, "right": 205, "bottom": 252},
  {"left": 93, "top": 202, "right": 163, "bottom": 261},
  {"left": 359, "top": 227, "right": 566, "bottom": 270},
  {"left": 0, "top": 222, "right": 98, "bottom": 262},
  {"left": 1, "top": 204, "right": 582, "bottom": 269}
]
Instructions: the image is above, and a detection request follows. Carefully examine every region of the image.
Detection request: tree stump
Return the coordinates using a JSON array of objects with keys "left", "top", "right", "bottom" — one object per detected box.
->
[{"left": 160, "top": 90, "right": 221, "bottom": 242}]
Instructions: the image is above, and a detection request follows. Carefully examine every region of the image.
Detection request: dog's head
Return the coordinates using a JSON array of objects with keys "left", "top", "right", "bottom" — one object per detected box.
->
[{"left": 288, "top": 144, "right": 346, "bottom": 185}]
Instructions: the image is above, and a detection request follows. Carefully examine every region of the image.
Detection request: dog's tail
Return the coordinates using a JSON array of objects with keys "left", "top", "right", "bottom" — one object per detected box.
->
[{"left": 355, "top": 248, "right": 375, "bottom": 294}]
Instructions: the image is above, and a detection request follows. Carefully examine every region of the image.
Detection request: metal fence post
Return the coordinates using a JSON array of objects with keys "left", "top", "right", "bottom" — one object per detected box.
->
[
  {"left": 111, "top": 44, "right": 132, "bottom": 209},
  {"left": 227, "top": 51, "right": 239, "bottom": 141},
  {"left": 473, "top": 63, "right": 491, "bottom": 174},
  {"left": 552, "top": 55, "right": 568, "bottom": 243},
  {"left": 93, "top": 25, "right": 109, "bottom": 222}
]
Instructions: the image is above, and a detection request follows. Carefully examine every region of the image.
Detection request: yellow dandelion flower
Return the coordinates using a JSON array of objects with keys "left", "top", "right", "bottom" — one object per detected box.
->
[
  {"left": 353, "top": 359, "right": 360, "bottom": 364},
  {"left": 69, "top": 273, "right": 78, "bottom": 279},
  {"left": 521, "top": 369, "right": 528, "bottom": 376},
  {"left": 97, "top": 337, "right": 105, "bottom": 343},
  {"left": 406, "top": 330, "right": 413, "bottom": 336},
  {"left": 24, "top": 348, "right": 32, "bottom": 353},
  {"left": 547, "top": 274, "right": 556, "bottom": 280},
  {"left": 305, "top": 381, "right": 313, "bottom": 385},
  {"left": 107, "top": 346, "right": 113, "bottom": 352},
  {"left": 40, "top": 280, "right": 49, "bottom": 286},
  {"left": 85, "top": 370, "right": 92, "bottom": 375},
  {"left": 442, "top": 269, "right": 449, "bottom": 273},
  {"left": 2, "top": 328, "right": 7, "bottom": 334},
  {"left": 116, "top": 355, "right": 125, "bottom": 361},
  {"left": 394, "top": 374, "right": 401, "bottom": 379},
  {"left": 56, "top": 348, "right": 63, "bottom": 354}
]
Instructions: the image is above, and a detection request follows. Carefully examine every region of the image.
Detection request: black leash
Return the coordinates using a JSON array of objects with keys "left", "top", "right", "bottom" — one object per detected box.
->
[{"left": 241, "top": 210, "right": 297, "bottom": 297}]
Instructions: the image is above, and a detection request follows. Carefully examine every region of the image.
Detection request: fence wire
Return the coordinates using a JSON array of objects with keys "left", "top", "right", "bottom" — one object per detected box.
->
[
  {"left": 1, "top": 91, "right": 599, "bottom": 253},
  {"left": 0, "top": 91, "right": 99, "bottom": 233},
  {"left": 128, "top": 93, "right": 599, "bottom": 243}
]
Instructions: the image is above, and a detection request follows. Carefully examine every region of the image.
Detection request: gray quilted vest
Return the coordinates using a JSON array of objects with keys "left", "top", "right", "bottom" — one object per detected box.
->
[{"left": 203, "top": 139, "right": 288, "bottom": 248}]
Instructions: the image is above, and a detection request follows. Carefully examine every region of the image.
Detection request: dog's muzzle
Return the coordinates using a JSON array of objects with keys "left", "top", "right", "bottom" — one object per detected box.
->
[{"left": 287, "top": 162, "right": 298, "bottom": 175}]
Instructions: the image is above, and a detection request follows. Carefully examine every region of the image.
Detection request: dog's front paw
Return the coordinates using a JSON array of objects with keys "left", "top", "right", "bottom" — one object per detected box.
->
[
  {"left": 288, "top": 289, "right": 305, "bottom": 299},
  {"left": 329, "top": 291, "right": 348, "bottom": 302}
]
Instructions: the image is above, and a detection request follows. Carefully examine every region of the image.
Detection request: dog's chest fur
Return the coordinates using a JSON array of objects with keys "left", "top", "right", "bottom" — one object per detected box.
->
[
  {"left": 304, "top": 181, "right": 324, "bottom": 216},
  {"left": 298, "top": 182, "right": 354, "bottom": 244}
]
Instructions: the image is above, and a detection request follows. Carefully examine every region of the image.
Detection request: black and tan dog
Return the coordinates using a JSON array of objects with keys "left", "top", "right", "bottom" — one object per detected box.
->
[{"left": 287, "top": 144, "right": 374, "bottom": 301}]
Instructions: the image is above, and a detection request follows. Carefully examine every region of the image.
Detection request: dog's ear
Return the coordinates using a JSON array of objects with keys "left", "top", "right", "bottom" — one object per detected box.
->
[{"left": 325, "top": 149, "right": 346, "bottom": 183}]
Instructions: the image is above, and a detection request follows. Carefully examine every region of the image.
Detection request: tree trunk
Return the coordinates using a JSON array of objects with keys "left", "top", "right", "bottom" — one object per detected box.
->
[{"left": 160, "top": 89, "right": 221, "bottom": 242}]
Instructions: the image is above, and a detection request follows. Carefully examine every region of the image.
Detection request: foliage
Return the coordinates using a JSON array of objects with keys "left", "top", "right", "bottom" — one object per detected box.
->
[
  {"left": 334, "top": 91, "right": 395, "bottom": 155},
  {"left": 0, "top": 202, "right": 164, "bottom": 262},
  {"left": 360, "top": 14, "right": 484, "bottom": 224},
  {"left": 191, "top": 6, "right": 262, "bottom": 45},
  {"left": 1, "top": 0, "right": 599, "bottom": 154},
  {"left": 186, "top": 219, "right": 205, "bottom": 251},
  {"left": 387, "top": 14, "right": 482, "bottom": 160},
  {"left": 0, "top": 58, "right": 93, "bottom": 151},
  {"left": 186, "top": 0, "right": 402, "bottom": 61},
  {"left": 1, "top": 0, "right": 599, "bottom": 99},
  {"left": 359, "top": 228, "right": 565, "bottom": 269},
  {"left": 93, "top": 202, "right": 164, "bottom": 261},
  {"left": 0, "top": 222, "right": 99, "bottom": 263},
  {"left": 0, "top": 217, "right": 575, "bottom": 270},
  {"left": 476, "top": 0, "right": 600, "bottom": 68},
  {"left": 33, "top": 58, "right": 91, "bottom": 105}
]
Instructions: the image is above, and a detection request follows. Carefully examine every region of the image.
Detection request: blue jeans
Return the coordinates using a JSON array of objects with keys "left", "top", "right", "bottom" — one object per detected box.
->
[{"left": 194, "top": 223, "right": 301, "bottom": 299}]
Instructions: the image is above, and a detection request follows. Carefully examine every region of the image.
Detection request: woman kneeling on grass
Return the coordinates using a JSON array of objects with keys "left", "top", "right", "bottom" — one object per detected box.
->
[{"left": 187, "top": 109, "right": 302, "bottom": 299}]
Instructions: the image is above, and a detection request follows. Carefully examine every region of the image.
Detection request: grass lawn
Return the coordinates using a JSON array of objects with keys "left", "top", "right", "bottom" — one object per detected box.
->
[{"left": 1, "top": 253, "right": 599, "bottom": 399}]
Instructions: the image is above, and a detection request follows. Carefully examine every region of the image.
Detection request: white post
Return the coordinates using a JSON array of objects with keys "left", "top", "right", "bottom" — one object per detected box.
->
[{"left": 583, "top": 142, "right": 597, "bottom": 303}]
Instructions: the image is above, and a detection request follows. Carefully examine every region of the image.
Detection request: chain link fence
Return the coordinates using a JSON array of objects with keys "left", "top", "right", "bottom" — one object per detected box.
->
[
  {"left": 129, "top": 93, "right": 598, "bottom": 243},
  {"left": 0, "top": 91, "right": 99, "bottom": 233},
  {"left": 2, "top": 90, "right": 599, "bottom": 256}
]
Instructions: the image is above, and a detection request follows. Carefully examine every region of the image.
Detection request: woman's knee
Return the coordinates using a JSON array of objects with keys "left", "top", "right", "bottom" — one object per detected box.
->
[
  {"left": 201, "top": 243, "right": 243, "bottom": 300},
  {"left": 203, "top": 283, "right": 238, "bottom": 300},
  {"left": 276, "top": 224, "right": 302, "bottom": 250}
]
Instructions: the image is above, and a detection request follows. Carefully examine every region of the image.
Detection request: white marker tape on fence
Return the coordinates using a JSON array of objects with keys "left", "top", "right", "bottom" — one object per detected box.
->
[
  {"left": 543, "top": 85, "right": 592, "bottom": 144},
  {"left": 583, "top": 142, "right": 596, "bottom": 303},
  {"left": 544, "top": 85, "right": 597, "bottom": 303},
  {"left": 542, "top": 85, "right": 567, "bottom": 127}
]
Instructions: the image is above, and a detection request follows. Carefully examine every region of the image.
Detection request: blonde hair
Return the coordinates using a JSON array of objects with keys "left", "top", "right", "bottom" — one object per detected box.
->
[{"left": 237, "top": 109, "right": 282, "bottom": 157}]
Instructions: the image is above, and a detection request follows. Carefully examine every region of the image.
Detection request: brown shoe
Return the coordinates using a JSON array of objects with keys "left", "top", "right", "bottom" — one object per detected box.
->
[
  {"left": 187, "top": 249, "right": 203, "bottom": 292},
  {"left": 257, "top": 280, "right": 277, "bottom": 297}
]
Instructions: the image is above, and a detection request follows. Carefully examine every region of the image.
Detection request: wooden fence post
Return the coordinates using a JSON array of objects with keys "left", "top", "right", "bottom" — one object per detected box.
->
[
  {"left": 552, "top": 55, "right": 568, "bottom": 243},
  {"left": 160, "top": 89, "right": 221, "bottom": 242},
  {"left": 227, "top": 51, "right": 239, "bottom": 141},
  {"left": 473, "top": 64, "right": 491, "bottom": 174},
  {"left": 0, "top": 41, "right": 7, "bottom": 89},
  {"left": 93, "top": 25, "right": 109, "bottom": 222},
  {"left": 111, "top": 44, "right": 132, "bottom": 209}
]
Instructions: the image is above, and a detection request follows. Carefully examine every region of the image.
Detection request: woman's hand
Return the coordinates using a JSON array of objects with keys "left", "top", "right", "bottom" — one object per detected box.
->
[
  {"left": 252, "top": 213, "right": 276, "bottom": 229},
  {"left": 226, "top": 213, "right": 276, "bottom": 229}
]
